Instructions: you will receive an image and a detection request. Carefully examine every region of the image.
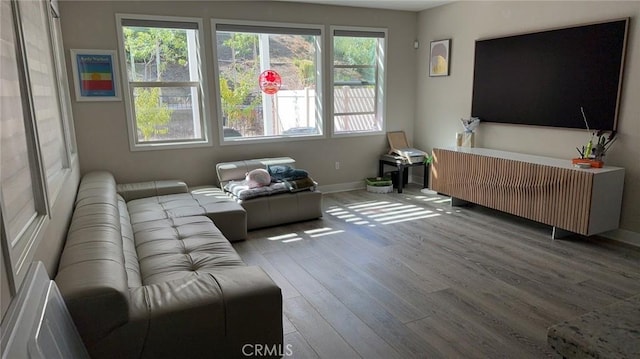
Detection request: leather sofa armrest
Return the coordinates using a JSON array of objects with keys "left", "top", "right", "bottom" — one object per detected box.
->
[
  {"left": 116, "top": 180, "right": 188, "bottom": 201},
  {"left": 127, "top": 267, "right": 282, "bottom": 358},
  {"left": 213, "top": 266, "right": 284, "bottom": 357}
]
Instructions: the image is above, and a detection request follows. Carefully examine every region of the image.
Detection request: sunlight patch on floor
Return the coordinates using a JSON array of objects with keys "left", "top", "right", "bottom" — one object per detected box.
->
[
  {"left": 265, "top": 226, "right": 344, "bottom": 244},
  {"left": 325, "top": 193, "right": 450, "bottom": 227},
  {"left": 268, "top": 233, "right": 299, "bottom": 241},
  {"left": 305, "top": 227, "right": 345, "bottom": 238}
]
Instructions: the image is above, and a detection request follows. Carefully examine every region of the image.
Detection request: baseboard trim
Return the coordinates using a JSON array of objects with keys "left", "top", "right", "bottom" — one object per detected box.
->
[{"left": 317, "top": 181, "right": 364, "bottom": 193}]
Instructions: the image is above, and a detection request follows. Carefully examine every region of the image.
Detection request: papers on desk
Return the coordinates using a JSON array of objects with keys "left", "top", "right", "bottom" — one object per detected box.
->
[{"left": 390, "top": 148, "right": 427, "bottom": 164}]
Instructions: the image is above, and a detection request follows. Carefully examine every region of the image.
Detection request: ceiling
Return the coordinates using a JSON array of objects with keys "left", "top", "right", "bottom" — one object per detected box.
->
[{"left": 272, "top": 0, "right": 452, "bottom": 12}]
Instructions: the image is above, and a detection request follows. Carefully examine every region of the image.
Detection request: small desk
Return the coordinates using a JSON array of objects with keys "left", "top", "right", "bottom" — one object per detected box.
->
[{"left": 378, "top": 156, "right": 428, "bottom": 193}]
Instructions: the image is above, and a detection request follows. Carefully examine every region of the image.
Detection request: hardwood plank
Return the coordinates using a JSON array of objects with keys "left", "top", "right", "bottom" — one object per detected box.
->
[
  {"left": 261, "top": 250, "right": 326, "bottom": 297},
  {"left": 263, "top": 246, "right": 403, "bottom": 357},
  {"left": 301, "top": 248, "right": 429, "bottom": 323},
  {"left": 304, "top": 289, "right": 403, "bottom": 359},
  {"left": 284, "top": 331, "right": 319, "bottom": 359},
  {"left": 297, "top": 255, "right": 440, "bottom": 357},
  {"left": 283, "top": 314, "right": 296, "bottom": 335},
  {"left": 233, "top": 239, "right": 301, "bottom": 300},
  {"left": 283, "top": 296, "right": 360, "bottom": 359}
]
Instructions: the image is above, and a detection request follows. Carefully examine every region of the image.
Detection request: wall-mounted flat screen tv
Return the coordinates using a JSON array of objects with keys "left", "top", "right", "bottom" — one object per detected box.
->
[{"left": 471, "top": 19, "right": 628, "bottom": 131}]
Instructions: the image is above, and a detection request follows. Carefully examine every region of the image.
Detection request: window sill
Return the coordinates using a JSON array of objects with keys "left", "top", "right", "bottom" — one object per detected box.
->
[
  {"left": 220, "top": 134, "right": 325, "bottom": 146},
  {"left": 129, "top": 140, "right": 212, "bottom": 151}
]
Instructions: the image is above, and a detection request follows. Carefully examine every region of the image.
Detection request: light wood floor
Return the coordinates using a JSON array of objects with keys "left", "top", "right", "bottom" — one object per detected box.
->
[{"left": 232, "top": 185, "right": 640, "bottom": 358}]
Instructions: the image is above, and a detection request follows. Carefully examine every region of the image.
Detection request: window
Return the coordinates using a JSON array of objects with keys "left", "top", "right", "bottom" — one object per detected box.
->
[
  {"left": 117, "top": 15, "right": 209, "bottom": 149},
  {"left": 19, "top": 0, "right": 70, "bottom": 196},
  {"left": 49, "top": 2, "right": 77, "bottom": 154},
  {"left": 213, "top": 20, "right": 323, "bottom": 142},
  {"left": 331, "top": 27, "right": 387, "bottom": 135},
  {"left": 1, "top": 0, "right": 48, "bottom": 287}
]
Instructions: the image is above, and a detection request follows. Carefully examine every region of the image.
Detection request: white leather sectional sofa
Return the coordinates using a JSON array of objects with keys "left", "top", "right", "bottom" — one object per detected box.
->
[{"left": 54, "top": 171, "right": 283, "bottom": 358}]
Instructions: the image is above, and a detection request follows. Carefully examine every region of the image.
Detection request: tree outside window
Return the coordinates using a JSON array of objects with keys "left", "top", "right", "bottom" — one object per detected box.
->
[{"left": 118, "top": 16, "right": 207, "bottom": 147}]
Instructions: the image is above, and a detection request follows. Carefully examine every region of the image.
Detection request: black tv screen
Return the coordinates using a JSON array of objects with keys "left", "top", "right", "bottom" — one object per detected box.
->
[{"left": 471, "top": 19, "right": 628, "bottom": 131}]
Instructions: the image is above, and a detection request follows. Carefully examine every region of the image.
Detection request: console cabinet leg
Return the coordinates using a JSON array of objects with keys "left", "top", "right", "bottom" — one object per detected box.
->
[{"left": 552, "top": 227, "right": 573, "bottom": 239}]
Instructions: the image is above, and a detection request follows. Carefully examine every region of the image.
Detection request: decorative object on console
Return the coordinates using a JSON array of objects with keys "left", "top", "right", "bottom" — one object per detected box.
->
[
  {"left": 456, "top": 117, "right": 479, "bottom": 147},
  {"left": 573, "top": 107, "right": 617, "bottom": 168}
]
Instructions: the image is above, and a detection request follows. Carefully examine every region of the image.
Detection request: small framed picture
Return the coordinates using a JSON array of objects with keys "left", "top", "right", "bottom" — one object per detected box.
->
[
  {"left": 70, "top": 49, "right": 121, "bottom": 101},
  {"left": 429, "top": 39, "right": 451, "bottom": 77}
]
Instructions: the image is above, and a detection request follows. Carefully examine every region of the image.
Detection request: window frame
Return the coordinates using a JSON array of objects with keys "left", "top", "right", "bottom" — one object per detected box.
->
[
  {"left": 330, "top": 26, "right": 388, "bottom": 137},
  {"left": 1, "top": 0, "right": 56, "bottom": 291},
  {"left": 115, "top": 14, "right": 212, "bottom": 151},
  {"left": 211, "top": 19, "right": 325, "bottom": 145}
]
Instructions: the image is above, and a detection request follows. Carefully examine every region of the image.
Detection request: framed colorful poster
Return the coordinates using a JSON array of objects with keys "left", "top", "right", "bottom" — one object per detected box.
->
[{"left": 70, "top": 49, "right": 121, "bottom": 101}]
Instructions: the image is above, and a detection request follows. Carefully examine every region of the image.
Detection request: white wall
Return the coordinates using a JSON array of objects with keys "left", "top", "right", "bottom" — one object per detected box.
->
[
  {"left": 59, "top": 1, "right": 417, "bottom": 188},
  {"left": 416, "top": 1, "right": 640, "bottom": 233}
]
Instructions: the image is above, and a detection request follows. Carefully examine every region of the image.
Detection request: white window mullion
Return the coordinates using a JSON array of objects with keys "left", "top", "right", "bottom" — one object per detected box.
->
[{"left": 48, "top": 7, "right": 76, "bottom": 155}]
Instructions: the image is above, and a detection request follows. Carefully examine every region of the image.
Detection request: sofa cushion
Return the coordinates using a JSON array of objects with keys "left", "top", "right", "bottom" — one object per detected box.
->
[
  {"left": 126, "top": 188, "right": 247, "bottom": 241},
  {"left": 133, "top": 216, "right": 245, "bottom": 285},
  {"left": 116, "top": 180, "right": 188, "bottom": 202}
]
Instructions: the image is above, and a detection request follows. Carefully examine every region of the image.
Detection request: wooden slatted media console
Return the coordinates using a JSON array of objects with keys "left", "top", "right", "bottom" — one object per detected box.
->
[{"left": 430, "top": 148, "right": 625, "bottom": 238}]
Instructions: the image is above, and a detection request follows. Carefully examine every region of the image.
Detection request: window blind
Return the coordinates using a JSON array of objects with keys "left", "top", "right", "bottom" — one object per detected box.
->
[
  {"left": 216, "top": 23, "right": 321, "bottom": 36},
  {"left": 121, "top": 18, "right": 199, "bottom": 30},
  {"left": 333, "top": 29, "right": 385, "bottom": 38},
  {"left": 18, "top": 0, "right": 67, "bottom": 192},
  {"left": 1, "top": 0, "right": 38, "bottom": 243}
]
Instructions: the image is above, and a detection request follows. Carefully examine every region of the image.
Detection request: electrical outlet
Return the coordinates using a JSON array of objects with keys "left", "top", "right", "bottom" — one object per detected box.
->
[{"left": 335, "top": 161, "right": 340, "bottom": 170}]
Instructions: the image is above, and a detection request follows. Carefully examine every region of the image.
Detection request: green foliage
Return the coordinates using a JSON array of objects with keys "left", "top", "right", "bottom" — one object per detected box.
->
[
  {"left": 223, "top": 33, "right": 258, "bottom": 60},
  {"left": 219, "top": 33, "right": 262, "bottom": 132},
  {"left": 123, "top": 27, "right": 188, "bottom": 80},
  {"left": 334, "top": 37, "right": 377, "bottom": 82},
  {"left": 134, "top": 88, "right": 173, "bottom": 141},
  {"left": 219, "top": 70, "right": 261, "bottom": 131},
  {"left": 293, "top": 59, "right": 314, "bottom": 87},
  {"left": 334, "top": 37, "right": 376, "bottom": 66}
]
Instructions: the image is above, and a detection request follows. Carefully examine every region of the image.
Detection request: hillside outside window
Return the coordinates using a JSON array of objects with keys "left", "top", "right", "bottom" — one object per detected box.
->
[{"left": 213, "top": 20, "right": 323, "bottom": 142}]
